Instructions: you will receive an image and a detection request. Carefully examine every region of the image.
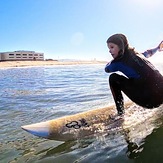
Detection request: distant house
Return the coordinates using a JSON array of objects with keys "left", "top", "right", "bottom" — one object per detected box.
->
[{"left": 0, "top": 51, "right": 44, "bottom": 61}]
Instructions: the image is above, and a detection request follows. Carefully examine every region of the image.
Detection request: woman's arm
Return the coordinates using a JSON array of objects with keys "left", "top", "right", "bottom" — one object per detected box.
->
[{"left": 142, "top": 41, "right": 163, "bottom": 58}]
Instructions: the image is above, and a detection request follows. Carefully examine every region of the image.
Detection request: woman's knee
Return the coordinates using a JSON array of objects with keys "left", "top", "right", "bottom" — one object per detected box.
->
[
  {"left": 109, "top": 73, "right": 119, "bottom": 84},
  {"left": 109, "top": 73, "right": 126, "bottom": 84}
]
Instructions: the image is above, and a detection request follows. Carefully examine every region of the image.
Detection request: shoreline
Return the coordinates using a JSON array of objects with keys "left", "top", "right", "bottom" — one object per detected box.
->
[{"left": 0, "top": 60, "right": 107, "bottom": 68}]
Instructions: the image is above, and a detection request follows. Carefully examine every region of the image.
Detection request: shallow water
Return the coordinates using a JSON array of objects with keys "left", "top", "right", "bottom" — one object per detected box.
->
[{"left": 0, "top": 63, "right": 163, "bottom": 163}]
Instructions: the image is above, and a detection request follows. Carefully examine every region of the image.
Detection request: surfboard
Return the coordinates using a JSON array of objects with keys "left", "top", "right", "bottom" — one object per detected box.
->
[{"left": 21, "top": 102, "right": 162, "bottom": 141}]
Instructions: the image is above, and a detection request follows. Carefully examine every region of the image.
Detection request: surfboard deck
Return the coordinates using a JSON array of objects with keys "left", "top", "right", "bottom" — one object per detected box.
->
[{"left": 21, "top": 102, "right": 162, "bottom": 141}]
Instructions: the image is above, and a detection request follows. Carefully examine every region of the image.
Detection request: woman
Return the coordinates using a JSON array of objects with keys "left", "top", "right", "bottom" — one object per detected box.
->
[{"left": 105, "top": 33, "right": 163, "bottom": 115}]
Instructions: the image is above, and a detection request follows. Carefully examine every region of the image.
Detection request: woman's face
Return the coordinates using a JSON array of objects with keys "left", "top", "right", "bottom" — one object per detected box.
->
[{"left": 107, "top": 42, "right": 120, "bottom": 59}]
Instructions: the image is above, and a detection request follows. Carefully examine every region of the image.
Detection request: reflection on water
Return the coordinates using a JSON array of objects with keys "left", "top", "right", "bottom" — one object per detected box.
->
[
  {"left": 134, "top": 124, "right": 163, "bottom": 162},
  {"left": 0, "top": 64, "right": 163, "bottom": 163}
]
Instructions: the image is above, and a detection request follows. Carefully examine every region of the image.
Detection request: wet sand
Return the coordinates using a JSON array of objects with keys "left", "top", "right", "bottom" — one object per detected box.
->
[{"left": 0, "top": 60, "right": 106, "bottom": 68}]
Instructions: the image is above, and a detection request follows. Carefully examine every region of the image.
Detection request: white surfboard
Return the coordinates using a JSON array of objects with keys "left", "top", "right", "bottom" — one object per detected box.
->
[{"left": 21, "top": 102, "right": 162, "bottom": 141}]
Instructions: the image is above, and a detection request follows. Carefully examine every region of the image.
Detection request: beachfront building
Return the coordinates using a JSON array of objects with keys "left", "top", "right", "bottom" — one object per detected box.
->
[{"left": 0, "top": 51, "right": 44, "bottom": 61}]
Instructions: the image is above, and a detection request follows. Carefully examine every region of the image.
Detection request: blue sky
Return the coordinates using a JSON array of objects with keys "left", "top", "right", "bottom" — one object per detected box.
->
[{"left": 0, "top": 0, "right": 163, "bottom": 61}]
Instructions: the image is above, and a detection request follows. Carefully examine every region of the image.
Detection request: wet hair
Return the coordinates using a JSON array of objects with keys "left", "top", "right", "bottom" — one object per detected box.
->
[
  {"left": 107, "top": 34, "right": 124, "bottom": 54},
  {"left": 107, "top": 33, "right": 138, "bottom": 56}
]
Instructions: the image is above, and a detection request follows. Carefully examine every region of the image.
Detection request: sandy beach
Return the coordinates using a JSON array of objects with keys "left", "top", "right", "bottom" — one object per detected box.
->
[{"left": 0, "top": 60, "right": 107, "bottom": 68}]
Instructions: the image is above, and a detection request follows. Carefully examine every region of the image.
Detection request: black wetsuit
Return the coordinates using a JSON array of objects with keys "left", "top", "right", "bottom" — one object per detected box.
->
[{"left": 105, "top": 49, "right": 163, "bottom": 111}]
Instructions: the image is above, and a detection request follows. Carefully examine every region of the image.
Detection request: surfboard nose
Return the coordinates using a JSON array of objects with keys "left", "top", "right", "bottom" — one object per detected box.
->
[{"left": 21, "top": 121, "right": 50, "bottom": 138}]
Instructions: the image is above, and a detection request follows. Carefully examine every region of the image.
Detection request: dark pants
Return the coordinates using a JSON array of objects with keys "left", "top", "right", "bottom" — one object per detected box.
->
[{"left": 109, "top": 73, "right": 163, "bottom": 110}]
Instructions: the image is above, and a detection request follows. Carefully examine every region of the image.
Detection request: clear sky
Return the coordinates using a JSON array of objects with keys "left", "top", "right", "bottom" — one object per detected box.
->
[{"left": 0, "top": 0, "right": 163, "bottom": 61}]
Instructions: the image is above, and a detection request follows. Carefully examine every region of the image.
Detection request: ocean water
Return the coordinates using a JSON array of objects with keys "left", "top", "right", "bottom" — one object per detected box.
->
[{"left": 0, "top": 63, "right": 163, "bottom": 163}]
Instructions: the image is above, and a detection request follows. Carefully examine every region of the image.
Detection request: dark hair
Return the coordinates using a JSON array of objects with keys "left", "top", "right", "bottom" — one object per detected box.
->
[
  {"left": 125, "top": 46, "right": 139, "bottom": 57},
  {"left": 107, "top": 33, "right": 139, "bottom": 57},
  {"left": 107, "top": 33, "right": 129, "bottom": 54}
]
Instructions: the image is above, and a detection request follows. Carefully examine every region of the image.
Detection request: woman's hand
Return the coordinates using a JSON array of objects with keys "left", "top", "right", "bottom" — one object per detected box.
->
[{"left": 158, "top": 41, "right": 163, "bottom": 51}]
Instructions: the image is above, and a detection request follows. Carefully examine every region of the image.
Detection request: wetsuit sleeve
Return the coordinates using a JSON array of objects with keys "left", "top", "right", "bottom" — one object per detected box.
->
[
  {"left": 105, "top": 62, "right": 111, "bottom": 73},
  {"left": 142, "top": 47, "right": 159, "bottom": 58},
  {"left": 105, "top": 60, "right": 116, "bottom": 73}
]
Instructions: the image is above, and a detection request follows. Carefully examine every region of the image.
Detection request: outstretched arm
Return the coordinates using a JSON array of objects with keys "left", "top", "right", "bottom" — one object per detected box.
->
[{"left": 142, "top": 41, "right": 163, "bottom": 58}]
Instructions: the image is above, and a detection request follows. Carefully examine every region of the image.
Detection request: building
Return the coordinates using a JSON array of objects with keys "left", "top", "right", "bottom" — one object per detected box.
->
[{"left": 0, "top": 51, "right": 44, "bottom": 61}]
